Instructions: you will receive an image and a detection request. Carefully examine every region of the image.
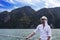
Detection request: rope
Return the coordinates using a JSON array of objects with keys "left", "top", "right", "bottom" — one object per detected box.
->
[{"left": 0, "top": 34, "right": 32, "bottom": 40}]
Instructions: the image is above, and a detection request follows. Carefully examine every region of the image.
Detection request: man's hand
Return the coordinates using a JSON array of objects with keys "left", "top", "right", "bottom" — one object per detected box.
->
[
  {"left": 47, "top": 36, "right": 51, "bottom": 40},
  {"left": 25, "top": 37, "right": 28, "bottom": 40},
  {"left": 25, "top": 32, "right": 35, "bottom": 40}
]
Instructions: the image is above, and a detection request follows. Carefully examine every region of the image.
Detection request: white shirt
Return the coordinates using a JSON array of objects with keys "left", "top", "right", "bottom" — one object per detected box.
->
[{"left": 34, "top": 24, "right": 51, "bottom": 40}]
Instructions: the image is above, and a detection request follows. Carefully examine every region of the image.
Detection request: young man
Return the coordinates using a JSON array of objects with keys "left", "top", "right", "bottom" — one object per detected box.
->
[{"left": 26, "top": 16, "right": 52, "bottom": 40}]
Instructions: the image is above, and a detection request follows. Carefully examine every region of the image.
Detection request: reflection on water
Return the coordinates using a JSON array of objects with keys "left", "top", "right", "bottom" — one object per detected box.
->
[{"left": 0, "top": 29, "right": 60, "bottom": 40}]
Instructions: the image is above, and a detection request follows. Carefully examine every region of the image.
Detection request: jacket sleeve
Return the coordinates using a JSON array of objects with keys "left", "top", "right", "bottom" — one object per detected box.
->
[
  {"left": 34, "top": 25, "right": 39, "bottom": 33},
  {"left": 47, "top": 26, "right": 51, "bottom": 36}
]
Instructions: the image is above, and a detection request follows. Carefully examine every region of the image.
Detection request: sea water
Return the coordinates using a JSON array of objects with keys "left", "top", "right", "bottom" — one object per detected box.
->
[{"left": 0, "top": 29, "right": 60, "bottom": 40}]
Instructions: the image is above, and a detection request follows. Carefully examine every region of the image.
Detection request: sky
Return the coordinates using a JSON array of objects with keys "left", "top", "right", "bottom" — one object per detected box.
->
[{"left": 0, "top": 0, "right": 60, "bottom": 12}]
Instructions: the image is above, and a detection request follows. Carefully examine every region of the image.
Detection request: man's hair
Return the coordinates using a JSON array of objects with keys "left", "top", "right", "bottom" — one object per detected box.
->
[{"left": 41, "top": 16, "right": 47, "bottom": 20}]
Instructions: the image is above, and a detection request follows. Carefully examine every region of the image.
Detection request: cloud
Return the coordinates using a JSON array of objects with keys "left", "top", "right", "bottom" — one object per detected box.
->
[
  {"left": 0, "top": 4, "right": 4, "bottom": 6},
  {"left": 1, "top": 0, "right": 60, "bottom": 12},
  {"left": 5, "top": 0, "right": 60, "bottom": 10},
  {"left": 4, "top": 0, "right": 16, "bottom": 4},
  {"left": 14, "top": 6, "right": 19, "bottom": 8},
  {"left": 0, "top": 8, "right": 12, "bottom": 12},
  {"left": 3, "top": 0, "right": 42, "bottom": 11},
  {"left": 15, "top": 0, "right": 41, "bottom": 4},
  {"left": 0, "top": 6, "right": 20, "bottom": 12},
  {"left": 17, "top": 0, "right": 43, "bottom": 11},
  {"left": 43, "top": 0, "right": 60, "bottom": 8},
  {"left": 4, "top": 0, "right": 41, "bottom": 6},
  {"left": 6, "top": 0, "right": 60, "bottom": 8}
]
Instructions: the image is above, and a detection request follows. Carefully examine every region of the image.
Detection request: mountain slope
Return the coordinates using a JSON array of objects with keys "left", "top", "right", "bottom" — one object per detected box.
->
[{"left": 0, "top": 6, "right": 60, "bottom": 28}]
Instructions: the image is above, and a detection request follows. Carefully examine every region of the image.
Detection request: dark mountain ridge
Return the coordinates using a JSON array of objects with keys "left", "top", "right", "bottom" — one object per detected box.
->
[{"left": 0, "top": 6, "right": 60, "bottom": 28}]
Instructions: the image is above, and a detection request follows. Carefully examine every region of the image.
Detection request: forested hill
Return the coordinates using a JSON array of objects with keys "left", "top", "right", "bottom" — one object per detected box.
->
[{"left": 0, "top": 6, "right": 60, "bottom": 29}]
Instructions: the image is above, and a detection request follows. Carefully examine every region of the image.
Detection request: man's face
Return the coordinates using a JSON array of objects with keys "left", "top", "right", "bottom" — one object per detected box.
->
[{"left": 40, "top": 19, "right": 45, "bottom": 24}]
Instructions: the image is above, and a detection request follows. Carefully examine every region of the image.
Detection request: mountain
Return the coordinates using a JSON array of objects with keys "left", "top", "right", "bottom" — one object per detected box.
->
[
  {"left": 49, "top": 7, "right": 60, "bottom": 28},
  {"left": 0, "top": 11, "right": 11, "bottom": 28},
  {"left": 10, "top": 6, "right": 36, "bottom": 28},
  {"left": 0, "top": 6, "right": 60, "bottom": 28},
  {"left": 36, "top": 8, "right": 55, "bottom": 28},
  {"left": 0, "top": 6, "right": 36, "bottom": 28},
  {"left": 36, "top": 7, "right": 60, "bottom": 28}
]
